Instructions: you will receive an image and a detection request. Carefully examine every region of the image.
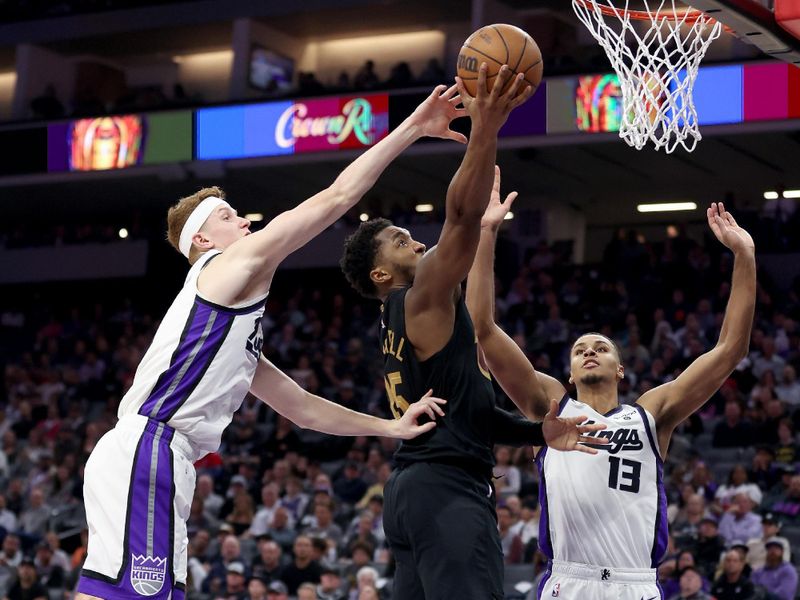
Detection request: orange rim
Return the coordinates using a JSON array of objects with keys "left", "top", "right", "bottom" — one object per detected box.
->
[{"left": 573, "top": 0, "right": 711, "bottom": 22}]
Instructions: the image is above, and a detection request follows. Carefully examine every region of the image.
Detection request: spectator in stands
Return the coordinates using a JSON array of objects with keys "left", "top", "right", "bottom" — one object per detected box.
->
[
  {"left": 711, "top": 549, "right": 756, "bottom": 600},
  {"left": 776, "top": 365, "right": 800, "bottom": 407},
  {"left": 713, "top": 399, "right": 754, "bottom": 448},
  {"left": 333, "top": 461, "right": 368, "bottom": 507},
  {"left": 0, "top": 496, "right": 17, "bottom": 534},
  {"left": 384, "top": 62, "right": 413, "bottom": 89},
  {"left": 4, "top": 557, "right": 47, "bottom": 600},
  {"left": 719, "top": 492, "right": 763, "bottom": 545},
  {"left": 773, "top": 418, "right": 796, "bottom": 464},
  {"left": 497, "top": 505, "right": 523, "bottom": 564},
  {"left": 33, "top": 541, "right": 64, "bottom": 590},
  {"left": 356, "top": 585, "right": 379, "bottom": 600},
  {"left": 251, "top": 483, "right": 283, "bottom": 537},
  {"left": 246, "top": 575, "right": 268, "bottom": 600},
  {"left": 18, "top": 487, "right": 50, "bottom": 540},
  {"left": 188, "top": 494, "right": 218, "bottom": 537},
  {"left": 667, "top": 565, "right": 713, "bottom": 600},
  {"left": 673, "top": 493, "right": 711, "bottom": 544},
  {"left": 225, "top": 490, "right": 255, "bottom": 535},
  {"left": 354, "top": 61, "right": 379, "bottom": 90},
  {"left": 221, "top": 561, "right": 248, "bottom": 599},
  {"left": 316, "top": 564, "right": 346, "bottom": 600},
  {"left": 197, "top": 473, "right": 224, "bottom": 518},
  {"left": 42, "top": 532, "right": 69, "bottom": 572},
  {"left": 303, "top": 501, "right": 343, "bottom": 548},
  {"left": 343, "top": 542, "right": 373, "bottom": 587},
  {"left": 493, "top": 446, "right": 521, "bottom": 499},
  {"left": 280, "top": 535, "right": 321, "bottom": 596},
  {"left": 342, "top": 510, "right": 378, "bottom": 559},
  {"left": 769, "top": 474, "right": 800, "bottom": 523},
  {"left": 715, "top": 465, "right": 763, "bottom": 512},
  {"left": 265, "top": 580, "right": 289, "bottom": 600},
  {"left": 280, "top": 477, "right": 309, "bottom": 524},
  {"left": 296, "top": 582, "right": 317, "bottom": 600},
  {"left": 747, "top": 446, "right": 778, "bottom": 491},
  {"left": 691, "top": 517, "right": 726, "bottom": 578},
  {"left": 349, "top": 566, "right": 380, "bottom": 600},
  {"left": 746, "top": 512, "right": 792, "bottom": 569},
  {"left": 752, "top": 337, "right": 786, "bottom": 383},
  {"left": 662, "top": 551, "right": 711, "bottom": 599},
  {"left": 203, "top": 534, "right": 248, "bottom": 594},
  {"left": 0, "top": 534, "right": 22, "bottom": 597},
  {"left": 251, "top": 538, "right": 287, "bottom": 585},
  {"left": 268, "top": 507, "right": 297, "bottom": 552},
  {"left": 751, "top": 539, "right": 798, "bottom": 600}
]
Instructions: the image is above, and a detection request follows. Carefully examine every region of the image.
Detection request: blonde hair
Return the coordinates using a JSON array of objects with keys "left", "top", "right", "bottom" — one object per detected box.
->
[{"left": 166, "top": 186, "right": 226, "bottom": 263}]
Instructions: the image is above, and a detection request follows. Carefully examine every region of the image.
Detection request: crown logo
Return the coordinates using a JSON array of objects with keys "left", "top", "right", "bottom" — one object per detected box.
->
[{"left": 131, "top": 554, "right": 167, "bottom": 596}]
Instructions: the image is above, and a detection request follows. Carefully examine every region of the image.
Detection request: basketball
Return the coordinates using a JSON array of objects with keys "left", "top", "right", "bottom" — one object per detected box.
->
[{"left": 456, "top": 24, "right": 543, "bottom": 98}]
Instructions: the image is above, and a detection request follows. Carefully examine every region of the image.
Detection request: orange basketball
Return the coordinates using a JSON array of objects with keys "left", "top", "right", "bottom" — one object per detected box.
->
[{"left": 457, "top": 24, "right": 543, "bottom": 98}]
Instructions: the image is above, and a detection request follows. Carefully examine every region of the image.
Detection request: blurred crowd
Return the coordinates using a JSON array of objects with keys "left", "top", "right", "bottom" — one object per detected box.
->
[{"left": 2, "top": 221, "right": 800, "bottom": 600}]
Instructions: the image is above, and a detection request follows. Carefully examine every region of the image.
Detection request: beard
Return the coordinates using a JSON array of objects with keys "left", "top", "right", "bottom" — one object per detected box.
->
[{"left": 579, "top": 373, "right": 607, "bottom": 386}]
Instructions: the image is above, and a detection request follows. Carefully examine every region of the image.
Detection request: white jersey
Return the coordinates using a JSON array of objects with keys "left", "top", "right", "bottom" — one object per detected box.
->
[
  {"left": 118, "top": 251, "right": 266, "bottom": 460},
  {"left": 537, "top": 396, "right": 668, "bottom": 569}
]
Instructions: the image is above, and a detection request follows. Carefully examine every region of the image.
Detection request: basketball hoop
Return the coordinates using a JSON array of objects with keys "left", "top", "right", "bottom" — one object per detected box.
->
[{"left": 572, "top": 0, "right": 723, "bottom": 153}]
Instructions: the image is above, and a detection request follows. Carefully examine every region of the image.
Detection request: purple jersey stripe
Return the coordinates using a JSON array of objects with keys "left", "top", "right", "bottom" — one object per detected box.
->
[
  {"left": 77, "top": 419, "right": 180, "bottom": 599},
  {"left": 537, "top": 397, "right": 566, "bottom": 561},
  {"left": 634, "top": 404, "right": 669, "bottom": 567},
  {"left": 536, "top": 447, "right": 554, "bottom": 559},
  {"left": 536, "top": 564, "right": 552, "bottom": 599},
  {"left": 139, "top": 300, "right": 233, "bottom": 420}
]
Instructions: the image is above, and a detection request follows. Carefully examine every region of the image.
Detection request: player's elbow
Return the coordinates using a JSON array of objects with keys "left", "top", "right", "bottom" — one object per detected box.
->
[
  {"left": 718, "top": 339, "right": 748, "bottom": 365},
  {"left": 447, "top": 203, "right": 485, "bottom": 225},
  {"left": 472, "top": 316, "right": 493, "bottom": 339}
]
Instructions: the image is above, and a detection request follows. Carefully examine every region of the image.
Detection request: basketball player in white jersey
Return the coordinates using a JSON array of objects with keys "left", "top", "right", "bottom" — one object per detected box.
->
[
  {"left": 465, "top": 173, "right": 756, "bottom": 600},
  {"left": 74, "top": 85, "right": 476, "bottom": 600}
]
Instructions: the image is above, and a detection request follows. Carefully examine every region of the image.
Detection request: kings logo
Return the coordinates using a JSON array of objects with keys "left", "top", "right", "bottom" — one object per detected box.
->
[{"left": 131, "top": 554, "right": 167, "bottom": 596}]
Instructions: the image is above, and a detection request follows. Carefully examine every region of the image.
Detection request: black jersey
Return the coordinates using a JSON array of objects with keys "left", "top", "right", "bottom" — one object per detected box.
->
[{"left": 380, "top": 286, "right": 496, "bottom": 471}]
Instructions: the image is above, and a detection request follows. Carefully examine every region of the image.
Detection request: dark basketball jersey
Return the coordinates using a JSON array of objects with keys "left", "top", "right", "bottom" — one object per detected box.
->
[{"left": 381, "top": 287, "right": 496, "bottom": 471}]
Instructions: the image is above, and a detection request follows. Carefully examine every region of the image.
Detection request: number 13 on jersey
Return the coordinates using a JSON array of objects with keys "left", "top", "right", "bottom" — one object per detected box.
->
[{"left": 385, "top": 371, "right": 410, "bottom": 418}]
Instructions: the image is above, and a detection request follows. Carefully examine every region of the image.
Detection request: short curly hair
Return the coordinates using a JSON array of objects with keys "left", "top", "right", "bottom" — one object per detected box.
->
[{"left": 340, "top": 218, "right": 392, "bottom": 298}]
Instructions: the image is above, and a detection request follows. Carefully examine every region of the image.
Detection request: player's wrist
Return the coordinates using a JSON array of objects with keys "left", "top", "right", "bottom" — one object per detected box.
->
[{"left": 384, "top": 419, "right": 402, "bottom": 439}]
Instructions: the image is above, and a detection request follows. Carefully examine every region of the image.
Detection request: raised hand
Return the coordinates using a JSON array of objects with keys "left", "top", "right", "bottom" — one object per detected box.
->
[
  {"left": 454, "top": 63, "right": 534, "bottom": 133},
  {"left": 392, "top": 390, "right": 447, "bottom": 440},
  {"left": 409, "top": 84, "right": 468, "bottom": 144},
  {"left": 481, "top": 165, "right": 518, "bottom": 231},
  {"left": 707, "top": 202, "right": 755, "bottom": 255},
  {"left": 542, "top": 399, "right": 608, "bottom": 454}
]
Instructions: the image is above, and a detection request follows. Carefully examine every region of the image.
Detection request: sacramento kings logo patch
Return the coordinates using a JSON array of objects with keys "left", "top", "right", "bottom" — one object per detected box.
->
[{"left": 130, "top": 554, "right": 167, "bottom": 595}]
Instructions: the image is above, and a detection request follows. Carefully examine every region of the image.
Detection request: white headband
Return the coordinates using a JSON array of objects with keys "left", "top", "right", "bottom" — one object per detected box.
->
[{"left": 178, "top": 196, "right": 230, "bottom": 258}]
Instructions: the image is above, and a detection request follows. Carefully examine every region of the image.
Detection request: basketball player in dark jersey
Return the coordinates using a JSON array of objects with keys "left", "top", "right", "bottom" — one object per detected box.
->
[{"left": 340, "top": 66, "right": 606, "bottom": 599}]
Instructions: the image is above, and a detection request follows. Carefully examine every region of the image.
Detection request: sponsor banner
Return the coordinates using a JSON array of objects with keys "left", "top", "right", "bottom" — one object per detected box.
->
[{"left": 196, "top": 94, "right": 389, "bottom": 160}]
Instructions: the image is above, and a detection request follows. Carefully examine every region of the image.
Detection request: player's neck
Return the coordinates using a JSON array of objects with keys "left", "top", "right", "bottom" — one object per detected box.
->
[{"left": 575, "top": 384, "right": 619, "bottom": 415}]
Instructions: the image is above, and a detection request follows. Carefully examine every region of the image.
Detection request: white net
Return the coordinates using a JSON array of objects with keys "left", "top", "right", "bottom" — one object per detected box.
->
[{"left": 572, "top": 0, "right": 723, "bottom": 153}]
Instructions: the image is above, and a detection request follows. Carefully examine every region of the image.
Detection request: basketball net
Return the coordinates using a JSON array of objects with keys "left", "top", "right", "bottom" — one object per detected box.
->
[{"left": 572, "top": 0, "right": 723, "bottom": 153}]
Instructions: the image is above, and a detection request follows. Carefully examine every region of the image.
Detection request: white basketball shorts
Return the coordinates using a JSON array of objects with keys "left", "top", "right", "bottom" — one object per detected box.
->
[{"left": 77, "top": 414, "right": 196, "bottom": 599}]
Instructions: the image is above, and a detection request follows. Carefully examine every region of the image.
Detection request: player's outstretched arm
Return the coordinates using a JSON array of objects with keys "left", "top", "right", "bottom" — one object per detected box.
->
[
  {"left": 202, "top": 85, "right": 468, "bottom": 304},
  {"left": 491, "top": 402, "right": 607, "bottom": 453},
  {"left": 466, "top": 168, "right": 563, "bottom": 420},
  {"left": 405, "top": 66, "right": 532, "bottom": 355},
  {"left": 639, "top": 202, "right": 756, "bottom": 450},
  {"left": 250, "top": 356, "right": 446, "bottom": 439}
]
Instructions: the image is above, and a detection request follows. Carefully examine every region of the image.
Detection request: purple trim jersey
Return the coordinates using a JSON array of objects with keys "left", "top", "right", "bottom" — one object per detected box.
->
[
  {"left": 117, "top": 250, "right": 267, "bottom": 460},
  {"left": 537, "top": 397, "right": 669, "bottom": 569}
]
